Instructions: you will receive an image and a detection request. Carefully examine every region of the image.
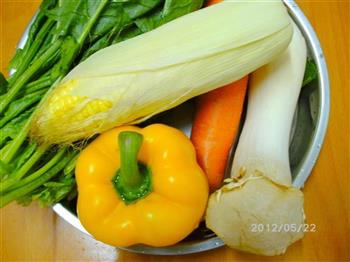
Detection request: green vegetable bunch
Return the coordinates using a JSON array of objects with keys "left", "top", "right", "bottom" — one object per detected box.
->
[{"left": 0, "top": 0, "right": 203, "bottom": 207}]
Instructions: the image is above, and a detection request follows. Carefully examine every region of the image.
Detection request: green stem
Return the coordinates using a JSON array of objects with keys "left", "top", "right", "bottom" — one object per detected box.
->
[
  {"left": 1, "top": 76, "right": 63, "bottom": 164},
  {"left": 0, "top": 38, "right": 63, "bottom": 114},
  {"left": 0, "top": 115, "right": 32, "bottom": 164},
  {"left": 112, "top": 131, "right": 152, "bottom": 204},
  {"left": 0, "top": 150, "right": 72, "bottom": 208},
  {"left": 0, "top": 144, "right": 49, "bottom": 193},
  {"left": 23, "top": 79, "right": 53, "bottom": 96},
  {"left": 26, "top": 75, "right": 51, "bottom": 89},
  {"left": 1, "top": 147, "right": 66, "bottom": 194},
  {"left": 8, "top": 19, "right": 55, "bottom": 86},
  {"left": 59, "top": 0, "right": 109, "bottom": 72},
  {"left": 0, "top": 89, "right": 46, "bottom": 128},
  {"left": 77, "top": 0, "right": 109, "bottom": 46},
  {"left": 119, "top": 131, "right": 144, "bottom": 188}
]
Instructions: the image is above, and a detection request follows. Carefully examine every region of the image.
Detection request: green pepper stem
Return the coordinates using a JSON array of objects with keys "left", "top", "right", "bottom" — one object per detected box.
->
[
  {"left": 118, "top": 131, "right": 144, "bottom": 189},
  {"left": 112, "top": 131, "right": 152, "bottom": 204}
]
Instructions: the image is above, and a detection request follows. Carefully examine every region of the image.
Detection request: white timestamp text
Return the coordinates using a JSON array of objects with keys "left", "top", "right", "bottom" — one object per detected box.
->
[{"left": 250, "top": 223, "right": 317, "bottom": 233}]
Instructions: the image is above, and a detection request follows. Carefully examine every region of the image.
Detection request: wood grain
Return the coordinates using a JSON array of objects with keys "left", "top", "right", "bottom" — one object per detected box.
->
[{"left": 1, "top": 0, "right": 349, "bottom": 261}]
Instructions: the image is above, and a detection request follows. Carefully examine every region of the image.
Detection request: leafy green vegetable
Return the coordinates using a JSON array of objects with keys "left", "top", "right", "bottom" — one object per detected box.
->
[
  {"left": 63, "top": 154, "right": 78, "bottom": 176},
  {"left": 0, "top": 160, "right": 12, "bottom": 181},
  {"left": 17, "top": 177, "right": 76, "bottom": 207},
  {"left": 124, "top": 0, "right": 162, "bottom": 19},
  {"left": 0, "top": 91, "right": 44, "bottom": 128},
  {"left": 14, "top": 142, "right": 37, "bottom": 170},
  {"left": 81, "top": 0, "right": 163, "bottom": 60},
  {"left": 0, "top": 109, "right": 34, "bottom": 148},
  {"left": 0, "top": 73, "right": 8, "bottom": 95},
  {"left": 7, "top": 10, "right": 47, "bottom": 72},
  {"left": 81, "top": 35, "right": 111, "bottom": 60},
  {"left": 50, "top": 37, "right": 78, "bottom": 78},
  {"left": 18, "top": 153, "right": 77, "bottom": 207},
  {"left": 23, "top": 76, "right": 53, "bottom": 95},
  {"left": 0, "top": 151, "right": 74, "bottom": 208},
  {"left": 88, "top": 1, "right": 162, "bottom": 43},
  {"left": 0, "top": 38, "right": 63, "bottom": 114},
  {"left": 302, "top": 59, "right": 317, "bottom": 86},
  {"left": 8, "top": 19, "right": 55, "bottom": 86},
  {"left": 8, "top": 48, "right": 24, "bottom": 73},
  {"left": 136, "top": 0, "right": 203, "bottom": 32},
  {"left": 135, "top": 7, "right": 163, "bottom": 32},
  {"left": 0, "top": 145, "right": 48, "bottom": 194},
  {"left": 44, "top": 0, "right": 86, "bottom": 40},
  {"left": 162, "top": 0, "right": 203, "bottom": 23},
  {"left": 114, "top": 25, "right": 143, "bottom": 43},
  {"left": 88, "top": 2, "right": 128, "bottom": 43},
  {"left": 0, "top": 0, "right": 203, "bottom": 208},
  {"left": 34, "top": 178, "right": 76, "bottom": 207}
]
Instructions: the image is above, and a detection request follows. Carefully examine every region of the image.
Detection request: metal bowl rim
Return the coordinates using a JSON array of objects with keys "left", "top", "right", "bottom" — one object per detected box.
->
[{"left": 14, "top": 0, "right": 330, "bottom": 255}]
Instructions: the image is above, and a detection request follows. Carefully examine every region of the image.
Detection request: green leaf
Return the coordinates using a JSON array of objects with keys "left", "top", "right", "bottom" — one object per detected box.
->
[
  {"left": 43, "top": 0, "right": 86, "bottom": 39},
  {"left": 0, "top": 151, "right": 73, "bottom": 208},
  {"left": 14, "top": 155, "right": 76, "bottom": 207},
  {"left": 44, "top": 0, "right": 108, "bottom": 44},
  {"left": 135, "top": 0, "right": 203, "bottom": 33},
  {"left": 23, "top": 76, "right": 53, "bottom": 95},
  {"left": 8, "top": 18, "right": 55, "bottom": 87},
  {"left": 33, "top": 177, "right": 76, "bottom": 207},
  {"left": 39, "top": 0, "right": 57, "bottom": 11},
  {"left": 0, "top": 73, "right": 8, "bottom": 95},
  {"left": 81, "top": 35, "right": 111, "bottom": 61},
  {"left": 289, "top": 90, "right": 315, "bottom": 171},
  {"left": 0, "top": 160, "right": 13, "bottom": 181},
  {"left": 120, "top": 0, "right": 202, "bottom": 40},
  {"left": 135, "top": 7, "right": 163, "bottom": 32},
  {"left": 50, "top": 37, "right": 78, "bottom": 78},
  {"left": 162, "top": 0, "right": 203, "bottom": 22},
  {"left": 46, "top": 0, "right": 109, "bottom": 73},
  {"left": 302, "top": 59, "right": 318, "bottom": 87},
  {"left": 123, "top": 0, "right": 163, "bottom": 19},
  {"left": 113, "top": 25, "right": 143, "bottom": 43},
  {"left": 82, "top": 1, "right": 162, "bottom": 59},
  {"left": 7, "top": 48, "right": 24, "bottom": 72},
  {"left": 88, "top": 2, "right": 129, "bottom": 43},
  {"left": 14, "top": 142, "right": 37, "bottom": 170},
  {"left": 7, "top": 10, "right": 48, "bottom": 72},
  {"left": 16, "top": 194, "right": 33, "bottom": 206},
  {"left": 0, "top": 109, "right": 34, "bottom": 147},
  {"left": 63, "top": 154, "right": 79, "bottom": 176},
  {"left": 0, "top": 91, "right": 44, "bottom": 128}
]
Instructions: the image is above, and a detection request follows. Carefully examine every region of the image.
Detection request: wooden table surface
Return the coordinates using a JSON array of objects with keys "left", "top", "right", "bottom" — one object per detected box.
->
[{"left": 1, "top": 0, "right": 349, "bottom": 261}]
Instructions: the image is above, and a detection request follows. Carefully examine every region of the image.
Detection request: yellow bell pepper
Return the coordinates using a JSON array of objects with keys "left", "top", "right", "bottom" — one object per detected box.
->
[{"left": 76, "top": 124, "right": 209, "bottom": 247}]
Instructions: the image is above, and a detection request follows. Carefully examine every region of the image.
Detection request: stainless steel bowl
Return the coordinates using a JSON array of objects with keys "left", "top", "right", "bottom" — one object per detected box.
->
[{"left": 16, "top": 0, "right": 329, "bottom": 255}]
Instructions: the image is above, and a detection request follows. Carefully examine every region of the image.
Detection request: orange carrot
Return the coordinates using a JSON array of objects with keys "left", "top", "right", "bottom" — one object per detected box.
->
[
  {"left": 206, "top": 0, "right": 222, "bottom": 5},
  {"left": 190, "top": 0, "right": 248, "bottom": 191},
  {"left": 191, "top": 76, "right": 248, "bottom": 191}
]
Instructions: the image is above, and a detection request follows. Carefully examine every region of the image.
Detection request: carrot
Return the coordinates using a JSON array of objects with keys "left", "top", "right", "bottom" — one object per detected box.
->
[
  {"left": 191, "top": 75, "right": 248, "bottom": 191},
  {"left": 206, "top": 0, "right": 222, "bottom": 5},
  {"left": 190, "top": 0, "right": 248, "bottom": 192}
]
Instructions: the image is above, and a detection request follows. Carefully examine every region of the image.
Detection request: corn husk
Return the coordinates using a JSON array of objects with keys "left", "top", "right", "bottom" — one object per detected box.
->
[{"left": 31, "top": 0, "right": 293, "bottom": 144}]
